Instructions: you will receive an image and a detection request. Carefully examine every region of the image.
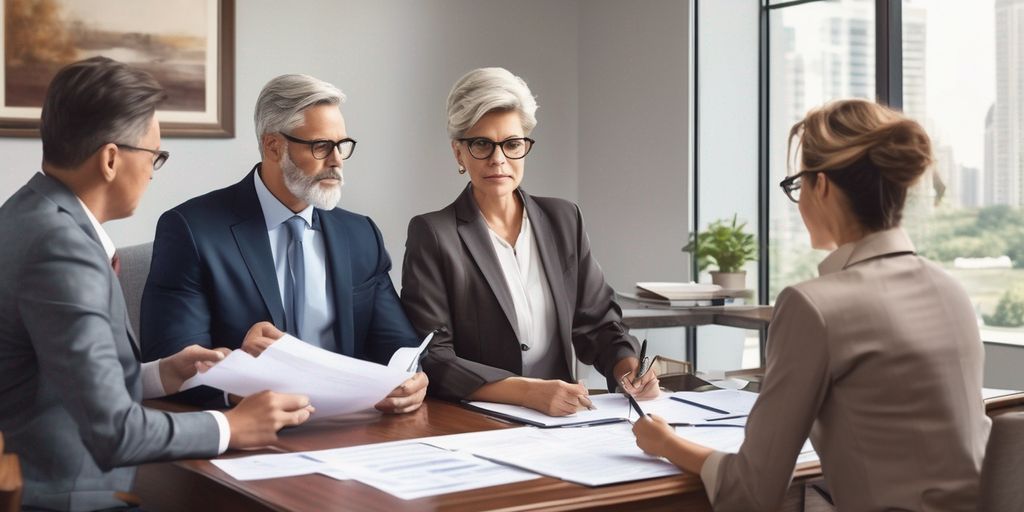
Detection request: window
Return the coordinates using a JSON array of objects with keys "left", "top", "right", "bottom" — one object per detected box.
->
[
  {"left": 767, "top": 0, "right": 877, "bottom": 301},
  {"left": 900, "top": 0, "right": 1024, "bottom": 344}
]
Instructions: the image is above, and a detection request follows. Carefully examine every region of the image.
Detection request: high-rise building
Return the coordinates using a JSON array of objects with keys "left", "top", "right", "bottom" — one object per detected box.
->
[
  {"left": 993, "top": 0, "right": 1024, "bottom": 206},
  {"left": 960, "top": 165, "right": 982, "bottom": 208},
  {"left": 985, "top": 103, "right": 996, "bottom": 207}
]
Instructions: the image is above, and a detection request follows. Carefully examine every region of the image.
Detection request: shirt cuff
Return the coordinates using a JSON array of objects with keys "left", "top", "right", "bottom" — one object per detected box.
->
[
  {"left": 700, "top": 450, "right": 729, "bottom": 504},
  {"left": 206, "top": 410, "right": 231, "bottom": 454},
  {"left": 140, "top": 360, "right": 165, "bottom": 399}
]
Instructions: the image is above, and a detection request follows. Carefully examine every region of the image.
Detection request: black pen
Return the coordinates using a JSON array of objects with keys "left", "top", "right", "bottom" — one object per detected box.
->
[
  {"left": 627, "top": 393, "right": 646, "bottom": 419},
  {"left": 632, "top": 339, "right": 649, "bottom": 386}
]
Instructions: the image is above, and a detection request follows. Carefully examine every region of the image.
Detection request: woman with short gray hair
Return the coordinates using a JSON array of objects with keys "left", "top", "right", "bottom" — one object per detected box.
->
[{"left": 401, "top": 67, "right": 659, "bottom": 416}]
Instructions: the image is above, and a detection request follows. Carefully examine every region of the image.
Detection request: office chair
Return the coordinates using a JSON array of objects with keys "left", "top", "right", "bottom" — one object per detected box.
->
[
  {"left": 116, "top": 242, "right": 154, "bottom": 339},
  {"left": 979, "top": 411, "right": 1024, "bottom": 512}
]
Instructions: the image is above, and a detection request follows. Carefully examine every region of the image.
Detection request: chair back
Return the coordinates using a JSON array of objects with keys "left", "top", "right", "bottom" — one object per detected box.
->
[
  {"left": 117, "top": 242, "right": 154, "bottom": 339},
  {"left": 979, "top": 411, "right": 1024, "bottom": 512},
  {"left": 0, "top": 433, "right": 23, "bottom": 512}
]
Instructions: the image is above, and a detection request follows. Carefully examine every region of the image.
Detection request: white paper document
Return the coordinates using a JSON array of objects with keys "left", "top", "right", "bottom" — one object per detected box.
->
[
  {"left": 311, "top": 441, "right": 538, "bottom": 500},
  {"left": 181, "top": 335, "right": 413, "bottom": 418},
  {"left": 388, "top": 330, "right": 436, "bottom": 372},
  {"left": 669, "top": 389, "right": 759, "bottom": 416},
  {"left": 449, "top": 423, "right": 682, "bottom": 487},
  {"left": 210, "top": 452, "right": 329, "bottom": 481},
  {"left": 982, "top": 387, "right": 1022, "bottom": 400},
  {"left": 466, "top": 392, "right": 735, "bottom": 428},
  {"left": 674, "top": 421, "right": 819, "bottom": 465}
]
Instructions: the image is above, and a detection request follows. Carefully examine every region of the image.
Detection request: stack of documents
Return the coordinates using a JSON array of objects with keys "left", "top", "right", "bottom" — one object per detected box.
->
[
  {"left": 182, "top": 332, "right": 434, "bottom": 418},
  {"left": 466, "top": 389, "right": 758, "bottom": 427}
]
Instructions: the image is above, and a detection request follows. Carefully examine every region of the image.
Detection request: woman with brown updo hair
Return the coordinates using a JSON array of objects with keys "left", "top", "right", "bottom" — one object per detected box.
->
[{"left": 632, "top": 99, "right": 989, "bottom": 512}]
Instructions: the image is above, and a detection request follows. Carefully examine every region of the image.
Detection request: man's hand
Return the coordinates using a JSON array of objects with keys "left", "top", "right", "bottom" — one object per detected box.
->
[
  {"left": 522, "top": 379, "right": 594, "bottom": 416},
  {"left": 158, "top": 345, "right": 231, "bottom": 395},
  {"left": 224, "top": 391, "right": 315, "bottom": 449},
  {"left": 240, "top": 321, "right": 285, "bottom": 357},
  {"left": 615, "top": 357, "right": 661, "bottom": 400},
  {"left": 374, "top": 372, "right": 428, "bottom": 414}
]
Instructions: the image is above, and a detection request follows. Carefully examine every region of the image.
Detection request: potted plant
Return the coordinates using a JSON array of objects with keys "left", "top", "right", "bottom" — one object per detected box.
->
[{"left": 682, "top": 214, "right": 758, "bottom": 290}]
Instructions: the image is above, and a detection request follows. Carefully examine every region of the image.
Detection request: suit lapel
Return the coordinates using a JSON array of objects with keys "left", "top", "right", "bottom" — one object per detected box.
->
[
  {"left": 454, "top": 185, "right": 522, "bottom": 342},
  {"left": 522, "top": 191, "right": 575, "bottom": 376},
  {"left": 319, "top": 212, "right": 355, "bottom": 356},
  {"left": 230, "top": 167, "right": 287, "bottom": 328}
]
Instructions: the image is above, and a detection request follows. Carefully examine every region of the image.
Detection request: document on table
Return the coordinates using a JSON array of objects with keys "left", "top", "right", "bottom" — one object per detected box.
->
[
  {"left": 465, "top": 392, "right": 735, "bottom": 427},
  {"left": 983, "top": 387, "right": 1022, "bottom": 400},
  {"left": 673, "top": 417, "right": 819, "bottom": 466},
  {"left": 669, "top": 389, "right": 759, "bottom": 416},
  {"left": 311, "top": 441, "right": 539, "bottom": 500},
  {"left": 181, "top": 334, "right": 419, "bottom": 418},
  {"left": 422, "top": 425, "right": 681, "bottom": 486},
  {"left": 210, "top": 452, "right": 330, "bottom": 481}
]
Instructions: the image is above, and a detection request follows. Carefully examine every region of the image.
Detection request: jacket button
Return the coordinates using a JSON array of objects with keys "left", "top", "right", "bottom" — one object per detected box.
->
[{"left": 520, "top": 343, "right": 530, "bottom": 351}]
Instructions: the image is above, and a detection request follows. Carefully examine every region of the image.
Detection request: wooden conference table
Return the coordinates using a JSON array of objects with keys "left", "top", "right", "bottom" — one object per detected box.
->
[{"left": 134, "top": 393, "right": 1024, "bottom": 512}]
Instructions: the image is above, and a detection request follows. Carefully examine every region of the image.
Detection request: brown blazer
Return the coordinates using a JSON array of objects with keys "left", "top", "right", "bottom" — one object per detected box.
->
[
  {"left": 703, "top": 228, "right": 990, "bottom": 512},
  {"left": 401, "top": 185, "right": 639, "bottom": 400}
]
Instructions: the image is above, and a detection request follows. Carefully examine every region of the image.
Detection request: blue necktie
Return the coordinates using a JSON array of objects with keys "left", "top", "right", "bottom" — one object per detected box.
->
[{"left": 284, "top": 216, "right": 306, "bottom": 339}]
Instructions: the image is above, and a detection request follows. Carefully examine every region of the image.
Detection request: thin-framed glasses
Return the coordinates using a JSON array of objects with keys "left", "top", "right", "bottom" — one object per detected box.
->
[
  {"left": 115, "top": 144, "right": 169, "bottom": 170},
  {"left": 779, "top": 170, "right": 825, "bottom": 203},
  {"left": 457, "top": 137, "right": 535, "bottom": 160},
  {"left": 281, "top": 132, "right": 357, "bottom": 160}
]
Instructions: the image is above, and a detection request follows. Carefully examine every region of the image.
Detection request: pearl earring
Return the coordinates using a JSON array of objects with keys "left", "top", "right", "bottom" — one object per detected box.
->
[{"left": 458, "top": 165, "right": 466, "bottom": 174}]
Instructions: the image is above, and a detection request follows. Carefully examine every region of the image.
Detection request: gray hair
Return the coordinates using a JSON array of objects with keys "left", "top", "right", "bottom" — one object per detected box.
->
[
  {"left": 254, "top": 74, "right": 346, "bottom": 155},
  {"left": 446, "top": 67, "right": 538, "bottom": 139}
]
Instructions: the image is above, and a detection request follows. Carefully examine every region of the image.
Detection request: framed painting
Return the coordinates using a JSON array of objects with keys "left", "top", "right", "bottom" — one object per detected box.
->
[{"left": 0, "top": 0, "right": 234, "bottom": 137}]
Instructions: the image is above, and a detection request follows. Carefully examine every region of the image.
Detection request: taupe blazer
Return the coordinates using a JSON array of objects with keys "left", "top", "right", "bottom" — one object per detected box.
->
[
  {"left": 401, "top": 185, "right": 639, "bottom": 400},
  {"left": 0, "top": 173, "right": 219, "bottom": 511},
  {"left": 704, "top": 228, "right": 990, "bottom": 512}
]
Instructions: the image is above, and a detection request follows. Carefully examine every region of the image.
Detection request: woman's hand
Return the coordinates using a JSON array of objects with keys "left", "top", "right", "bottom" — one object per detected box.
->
[
  {"left": 632, "top": 414, "right": 676, "bottom": 458},
  {"left": 522, "top": 379, "right": 594, "bottom": 416},
  {"left": 158, "top": 345, "right": 231, "bottom": 395},
  {"left": 614, "top": 357, "right": 661, "bottom": 400}
]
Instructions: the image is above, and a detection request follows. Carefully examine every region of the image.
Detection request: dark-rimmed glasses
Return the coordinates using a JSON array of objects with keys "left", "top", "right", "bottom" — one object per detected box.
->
[
  {"left": 281, "top": 132, "right": 357, "bottom": 160},
  {"left": 457, "top": 137, "right": 535, "bottom": 160},
  {"left": 779, "top": 170, "right": 826, "bottom": 203},
  {"left": 116, "top": 144, "right": 169, "bottom": 170}
]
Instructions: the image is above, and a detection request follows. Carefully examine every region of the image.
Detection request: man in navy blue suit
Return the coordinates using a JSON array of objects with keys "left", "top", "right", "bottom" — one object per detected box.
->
[{"left": 141, "top": 74, "right": 427, "bottom": 413}]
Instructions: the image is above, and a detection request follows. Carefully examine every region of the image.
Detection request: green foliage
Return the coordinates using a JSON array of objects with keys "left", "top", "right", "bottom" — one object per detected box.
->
[
  {"left": 983, "top": 288, "right": 1024, "bottom": 328},
  {"left": 683, "top": 215, "right": 758, "bottom": 273},
  {"left": 916, "top": 205, "right": 1024, "bottom": 267}
]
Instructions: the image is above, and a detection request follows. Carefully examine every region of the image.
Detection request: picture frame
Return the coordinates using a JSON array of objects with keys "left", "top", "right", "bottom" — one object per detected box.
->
[{"left": 0, "top": 0, "right": 234, "bottom": 138}]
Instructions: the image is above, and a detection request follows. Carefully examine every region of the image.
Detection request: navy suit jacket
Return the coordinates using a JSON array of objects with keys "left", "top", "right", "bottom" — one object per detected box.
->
[{"left": 141, "top": 166, "right": 418, "bottom": 403}]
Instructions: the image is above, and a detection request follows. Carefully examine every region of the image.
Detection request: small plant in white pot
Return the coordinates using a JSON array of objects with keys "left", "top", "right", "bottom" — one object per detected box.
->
[{"left": 682, "top": 214, "right": 758, "bottom": 290}]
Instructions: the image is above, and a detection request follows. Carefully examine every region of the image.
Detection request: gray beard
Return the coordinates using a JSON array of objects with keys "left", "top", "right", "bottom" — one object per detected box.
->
[{"left": 280, "top": 150, "right": 343, "bottom": 210}]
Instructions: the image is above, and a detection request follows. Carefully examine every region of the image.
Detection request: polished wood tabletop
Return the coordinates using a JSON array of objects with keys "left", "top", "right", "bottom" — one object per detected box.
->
[
  {"left": 135, "top": 398, "right": 814, "bottom": 512},
  {"left": 135, "top": 393, "right": 1024, "bottom": 512}
]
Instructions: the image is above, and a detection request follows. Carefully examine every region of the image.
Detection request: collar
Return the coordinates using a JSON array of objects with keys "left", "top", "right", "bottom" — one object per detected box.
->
[
  {"left": 817, "top": 227, "right": 916, "bottom": 276},
  {"left": 253, "top": 166, "right": 316, "bottom": 230},
  {"left": 75, "top": 197, "right": 116, "bottom": 260}
]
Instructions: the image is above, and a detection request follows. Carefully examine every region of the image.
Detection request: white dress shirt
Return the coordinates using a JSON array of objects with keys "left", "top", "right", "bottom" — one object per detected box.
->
[
  {"left": 253, "top": 172, "right": 336, "bottom": 351},
  {"left": 487, "top": 209, "right": 564, "bottom": 379},
  {"left": 77, "top": 198, "right": 230, "bottom": 454}
]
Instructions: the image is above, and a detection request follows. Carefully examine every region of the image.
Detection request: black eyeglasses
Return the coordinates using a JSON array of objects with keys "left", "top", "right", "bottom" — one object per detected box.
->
[
  {"left": 457, "top": 137, "right": 535, "bottom": 160},
  {"left": 116, "top": 144, "right": 169, "bottom": 170},
  {"left": 779, "top": 170, "right": 826, "bottom": 203},
  {"left": 281, "top": 132, "right": 357, "bottom": 160}
]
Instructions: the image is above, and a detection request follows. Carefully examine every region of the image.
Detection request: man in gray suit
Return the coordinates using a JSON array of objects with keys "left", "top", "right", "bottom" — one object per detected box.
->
[{"left": 0, "top": 57, "right": 314, "bottom": 511}]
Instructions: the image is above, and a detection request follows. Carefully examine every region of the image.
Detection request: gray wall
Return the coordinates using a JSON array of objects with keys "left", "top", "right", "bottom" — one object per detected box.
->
[
  {"left": 578, "top": 0, "right": 692, "bottom": 292},
  {"left": 0, "top": 0, "right": 583, "bottom": 286}
]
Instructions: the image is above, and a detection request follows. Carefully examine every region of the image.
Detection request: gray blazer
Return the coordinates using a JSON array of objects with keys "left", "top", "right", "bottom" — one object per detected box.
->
[
  {"left": 0, "top": 173, "right": 219, "bottom": 511},
  {"left": 401, "top": 185, "right": 639, "bottom": 400},
  {"left": 704, "top": 228, "right": 990, "bottom": 512}
]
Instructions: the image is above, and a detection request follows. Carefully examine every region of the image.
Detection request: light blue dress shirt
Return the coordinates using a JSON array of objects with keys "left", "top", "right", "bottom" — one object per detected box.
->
[{"left": 253, "top": 171, "right": 336, "bottom": 352}]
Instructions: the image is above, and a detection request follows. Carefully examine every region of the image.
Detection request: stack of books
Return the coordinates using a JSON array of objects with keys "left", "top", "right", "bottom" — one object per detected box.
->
[{"left": 618, "top": 282, "right": 750, "bottom": 308}]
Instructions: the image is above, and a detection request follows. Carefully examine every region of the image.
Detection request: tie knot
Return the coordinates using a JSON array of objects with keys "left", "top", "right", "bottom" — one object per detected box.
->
[{"left": 285, "top": 215, "right": 306, "bottom": 241}]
